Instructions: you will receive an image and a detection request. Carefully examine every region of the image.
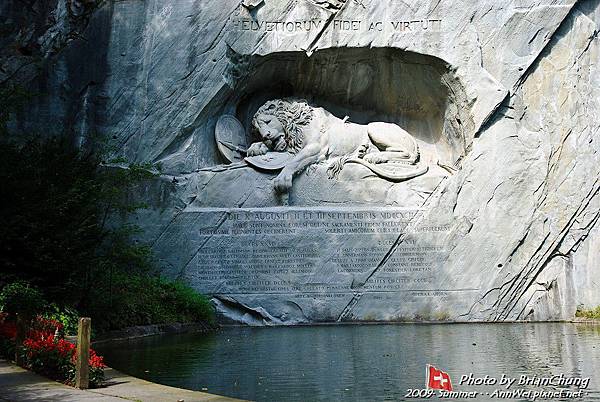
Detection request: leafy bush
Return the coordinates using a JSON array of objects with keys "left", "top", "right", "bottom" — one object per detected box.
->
[
  {"left": 0, "top": 282, "right": 46, "bottom": 318},
  {"left": 22, "top": 334, "right": 77, "bottom": 381},
  {"left": 23, "top": 321, "right": 106, "bottom": 387},
  {"left": 0, "top": 135, "right": 214, "bottom": 328},
  {"left": 0, "top": 136, "right": 157, "bottom": 306},
  {"left": 575, "top": 305, "right": 600, "bottom": 319},
  {"left": 0, "top": 85, "right": 32, "bottom": 136},
  {"left": 165, "top": 279, "right": 215, "bottom": 324},
  {"left": 0, "top": 315, "right": 106, "bottom": 387},
  {"left": 22, "top": 334, "right": 106, "bottom": 387},
  {"left": 88, "top": 273, "right": 214, "bottom": 332},
  {"left": 0, "top": 313, "right": 17, "bottom": 358},
  {"left": 44, "top": 304, "right": 80, "bottom": 336},
  {"left": 0, "top": 94, "right": 214, "bottom": 335}
]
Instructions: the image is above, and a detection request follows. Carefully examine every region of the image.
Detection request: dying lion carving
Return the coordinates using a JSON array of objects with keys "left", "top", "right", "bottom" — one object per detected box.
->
[{"left": 246, "top": 98, "right": 428, "bottom": 192}]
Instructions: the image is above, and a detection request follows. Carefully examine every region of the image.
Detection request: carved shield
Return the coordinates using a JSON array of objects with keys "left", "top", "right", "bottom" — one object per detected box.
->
[{"left": 215, "top": 115, "right": 247, "bottom": 163}]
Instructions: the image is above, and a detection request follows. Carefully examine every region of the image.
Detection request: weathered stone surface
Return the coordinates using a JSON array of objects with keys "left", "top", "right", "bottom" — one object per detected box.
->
[{"left": 3, "top": 0, "right": 600, "bottom": 324}]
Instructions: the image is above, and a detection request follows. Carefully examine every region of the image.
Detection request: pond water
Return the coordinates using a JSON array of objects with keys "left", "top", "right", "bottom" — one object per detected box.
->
[{"left": 96, "top": 323, "right": 600, "bottom": 402}]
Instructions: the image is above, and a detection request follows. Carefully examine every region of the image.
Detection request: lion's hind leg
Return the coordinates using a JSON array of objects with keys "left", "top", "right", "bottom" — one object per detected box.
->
[
  {"left": 327, "top": 133, "right": 371, "bottom": 179},
  {"left": 366, "top": 122, "right": 419, "bottom": 164}
]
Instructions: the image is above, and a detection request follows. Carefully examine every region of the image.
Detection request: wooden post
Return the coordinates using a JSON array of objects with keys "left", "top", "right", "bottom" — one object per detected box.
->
[
  {"left": 75, "top": 317, "right": 91, "bottom": 389},
  {"left": 14, "top": 314, "right": 27, "bottom": 365}
]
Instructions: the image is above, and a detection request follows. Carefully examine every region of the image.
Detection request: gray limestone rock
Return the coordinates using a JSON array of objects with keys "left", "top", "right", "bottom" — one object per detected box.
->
[{"left": 3, "top": 0, "right": 600, "bottom": 324}]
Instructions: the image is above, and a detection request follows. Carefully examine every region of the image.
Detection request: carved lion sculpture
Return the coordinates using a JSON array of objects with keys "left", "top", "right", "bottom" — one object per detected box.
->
[{"left": 246, "top": 98, "right": 428, "bottom": 192}]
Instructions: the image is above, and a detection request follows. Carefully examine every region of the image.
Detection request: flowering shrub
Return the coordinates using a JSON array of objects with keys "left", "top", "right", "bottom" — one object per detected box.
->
[
  {"left": 23, "top": 334, "right": 75, "bottom": 381},
  {"left": 29, "top": 316, "right": 63, "bottom": 339},
  {"left": 0, "top": 314, "right": 105, "bottom": 387},
  {"left": 73, "top": 348, "right": 106, "bottom": 387},
  {"left": 45, "top": 304, "right": 80, "bottom": 336}
]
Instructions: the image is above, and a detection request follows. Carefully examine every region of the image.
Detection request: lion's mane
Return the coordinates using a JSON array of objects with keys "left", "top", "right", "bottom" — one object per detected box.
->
[{"left": 251, "top": 98, "right": 314, "bottom": 153}]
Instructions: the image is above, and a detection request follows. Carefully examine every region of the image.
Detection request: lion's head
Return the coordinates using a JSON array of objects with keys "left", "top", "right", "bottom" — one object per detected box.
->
[{"left": 251, "top": 98, "right": 314, "bottom": 154}]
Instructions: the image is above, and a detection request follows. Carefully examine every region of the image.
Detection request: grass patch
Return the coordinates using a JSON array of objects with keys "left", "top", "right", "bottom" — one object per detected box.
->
[
  {"left": 575, "top": 305, "right": 600, "bottom": 319},
  {"left": 89, "top": 274, "right": 215, "bottom": 333}
]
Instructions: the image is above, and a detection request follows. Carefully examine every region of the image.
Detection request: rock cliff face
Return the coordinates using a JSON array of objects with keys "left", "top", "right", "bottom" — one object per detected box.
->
[
  {"left": 3, "top": 0, "right": 600, "bottom": 324},
  {"left": 1, "top": 0, "right": 105, "bottom": 143}
]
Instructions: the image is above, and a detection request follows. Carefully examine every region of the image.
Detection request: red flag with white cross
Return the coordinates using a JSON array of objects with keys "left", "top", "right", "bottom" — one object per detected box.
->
[{"left": 426, "top": 365, "right": 453, "bottom": 391}]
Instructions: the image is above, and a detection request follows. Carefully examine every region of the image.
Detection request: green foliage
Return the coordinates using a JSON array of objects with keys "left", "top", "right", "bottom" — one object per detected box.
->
[
  {"left": 44, "top": 304, "right": 80, "bottom": 336},
  {"left": 69, "top": 362, "right": 106, "bottom": 389},
  {"left": 0, "top": 282, "right": 46, "bottom": 318},
  {"left": 0, "top": 85, "right": 33, "bottom": 136},
  {"left": 165, "top": 280, "right": 215, "bottom": 323},
  {"left": 575, "top": 305, "right": 600, "bottom": 319},
  {"left": 0, "top": 132, "right": 214, "bottom": 333},
  {"left": 88, "top": 273, "right": 214, "bottom": 332},
  {"left": 0, "top": 135, "right": 162, "bottom": 304},
  {"left": 0, "top": 337, "right": 16, "bottom": 359},
  {"left": 0, "top": 137, "right": 103, "bottom": 301}
]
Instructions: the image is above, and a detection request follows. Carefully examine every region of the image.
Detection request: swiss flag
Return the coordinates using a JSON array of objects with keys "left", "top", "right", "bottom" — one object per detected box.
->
[{"left": 426, "top": 365, "right": 453, "bottom": 391}]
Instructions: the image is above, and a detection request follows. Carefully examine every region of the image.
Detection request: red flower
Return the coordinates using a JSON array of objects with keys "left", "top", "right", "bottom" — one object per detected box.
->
[
  {"left": 3, "top": 314, "right": 105, "bottom": 387},
  {"left": 71, "top": 348, "right": 107, "bottom": 368},
  {"left": 89, "top": 349, "right": 106, "bottom": 368},
  {"left": 30, "top": 316, "right": 63, "bottom": 334}
]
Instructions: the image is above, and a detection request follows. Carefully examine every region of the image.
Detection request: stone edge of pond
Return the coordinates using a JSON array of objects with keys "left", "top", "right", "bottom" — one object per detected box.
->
[
  {"left": 91, "top": 321, "right": 216, "bottom": 345},
  {"left": 93, "top": 366, "right": 245, "bottom": 401},
  {"left": 0, "top": 358, "right": 244, "bottom": 402},
  {"left": 571, "top": 317, "right": 600, "bottom": 324},
  {"left": 87, "top": 319, "right": 600, "bottom": 345}
]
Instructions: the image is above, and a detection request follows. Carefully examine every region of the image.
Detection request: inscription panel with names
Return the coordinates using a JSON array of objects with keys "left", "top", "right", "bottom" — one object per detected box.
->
[{"left": 182, "top": 207, "right": 453, "bottom": 297}]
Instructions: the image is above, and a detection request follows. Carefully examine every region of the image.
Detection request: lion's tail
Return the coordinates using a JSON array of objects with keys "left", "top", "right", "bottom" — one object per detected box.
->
[{"left": 346, "top": 158, "right": 428, "bottom": 181}]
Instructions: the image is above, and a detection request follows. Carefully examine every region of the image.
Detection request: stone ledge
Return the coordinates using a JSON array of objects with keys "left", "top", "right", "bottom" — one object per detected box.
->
[
  {"left": 0, "top": 359, "right": 242, "bottom": 402},
  {"left": 571, "top": 318, "right": 600, "bottom": 325}
]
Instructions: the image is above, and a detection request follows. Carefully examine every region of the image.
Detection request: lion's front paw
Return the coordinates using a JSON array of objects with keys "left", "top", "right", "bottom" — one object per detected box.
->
[
  {"left": 363, "top": 152, "right": 388, "bottom": 164},
  {"left": 274, "top": 169, "right": 293, "bottom": 193},
  {"left": 247, "top": 142, "right": 269, "bottom": 156}
]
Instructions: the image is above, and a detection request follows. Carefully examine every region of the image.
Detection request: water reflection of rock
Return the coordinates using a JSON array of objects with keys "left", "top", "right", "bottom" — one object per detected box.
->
[{"left": 97, "top": 324, "right": 600, "bottom": 402}]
